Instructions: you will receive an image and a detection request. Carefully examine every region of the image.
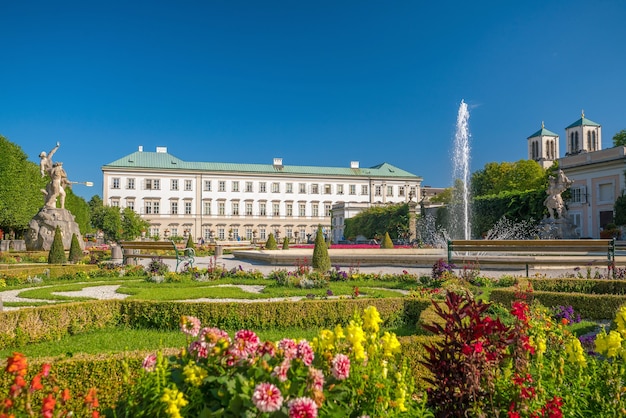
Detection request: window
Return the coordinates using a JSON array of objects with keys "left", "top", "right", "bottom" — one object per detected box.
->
[
  {"left": 153, "top": 201, "right": 160, "bottom": 214},
  {"left": 145, "top": 179, "right": 160, "bottom": 190},
  {"left": 171, "top": 179, "right": 179, "bottom": 191},
  {"left": 203, "top": 228, "right": 211, "bottom": 241},
  {"left": 245, "top": 182, "right": 253, "bottom": 192},
  {"left": 218, "top": 181, "right": 226, "bottom": 192},
  {"left": 145, "top": 201, "right": 152, "bottom": 214},
  {"left": 599, "top": 183, "right": 614, "bottom": 202},
  {"left": 184, "top": 202, "right": 192, "bottom": 215},
  {"left": 272, "top": 182, "right": 280, "bottom": 193},
  {"left": 204, "top": 180, "right": 212, "bottom": 192},
  {"left": 337, "top": 185, "right": 344, "bottom": 195},
  {"left": 410, "top": 186, "right": 416, "bottom": 197},
  {"left": 299, "top": 183, "right": 306, "bottom": 193},
  {"left": 112, "top": 178, "right": 120, "bottom": 189},
  {"left": 171, "top": 201, "right": 178, "bottom": 215},
  {"left": 399, "top": 186, "right": 405, "bottom": 196},
  {"left": 232, "top": 228, "right": 239, "bottom": 240},
  {"left": 361, "top": 185, "right": 368, "bottom": 195},
  {"left": 349, "top": 184, "right": 356, "bottom": 195},
  {"left": 375, "top": 186, "right": 382, "bottom": 196},
  {"left": 232, "top": 181, "right": 239, "bottom": 192},
  {"left": 286, "top": 183, "right": 293, "bottom": 193},
  {"left": 299, "top": 203, "right": 306, "bottom": 217},
  {"left": 324, "top": 184, "right": 332, "bottom": 194},
  {"left": 246, "top": 228, "right": 253, "bottom": 240},
  {"left": 311, "top": 184, "right": 319, "bottom": 194},
  {"left": 259, "top": 202, "right": 267, "bottom": 216},
  {"left": 203, "top": 201, "right": 211, "bottom": 215},
  {"left": 185, "top": 180, "right": 192, "bottom": 191},
  {"left": 111, "top": 199, "right": 119, "bottom": 207},
  {"left": 259, "top": 182, "right": 267, "bottom": 193},
  {"left": 299, "top": 228, "right": 306, "bottom": 241},
  {"left": 232, "top": 202, "right": 239, "bottom": 215},
  {"left": 325, "top": 204, "right": 331, "bottom": 216},
  {"left": 218, "top": 202, "right": 225, "bottom": 215},
  {"left": 272, "top": 203, "right": 280, "bottom": 216},
  {"left": 218, "top": 228, "right": 225, "bottom": 240},
  {"left": 312, "top": 203, "right": 319, "bottom": 217},
  {"left": 387, "top": 186, "right": 393, "bottom": 196},
  {"left": 171, "top": 228, "right": 178, "bottom": 237},
  {"left": 286, "top": 203, "right": 293, "bottom": 217},
  {"left": 127, "top": 178, "right": 135, "bottom": 189},
  {"left": 259, "top": 228, "right": 266, "bottom": 240},
  {"left": 286, "top": 227, "right": 293, "bottom": 239},
  {"left": 570, "top": 187, "right": 586, "bottom": 204},
  {"left": 145, "top": 201, "right": 160, "bottom": 214},
  {"left": 127, "top": 200, "right": 135, "bottom": 211},
  {"left": 245, "top": 203, "right": 253, "bottom": 216}
]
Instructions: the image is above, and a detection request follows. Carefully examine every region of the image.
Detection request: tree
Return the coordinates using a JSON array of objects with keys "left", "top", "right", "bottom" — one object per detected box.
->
[
  {"left": 613, "top": 130, "right": 626, "bottom": 147},
  {"left": 68, "top": 233, "right": 83, "bottom": 263},
  {"left": 90, "top": 198, "right": 149, "bottom": 242},
  {"left": 265, "top": 233, "right": 278, "bottom": 250},
  {"left": 344, "top": 203, "right": 409, "bottom": 241},
  {"left": 282, "top": 237, "right": 289, "bottom": 250},
  {"left": 186, "top": 234, "right": 195, "bottom": 249},
  {"left": 65, "top": 188, "right": 93, "bottom": 234},
  {"left": 471, "top": 160, "right": 546, "bottom": 197},
  {"left": 0, "top": 136, "right": 46, "bottom": 236},
  {"left": 120, "top": 207, "right": 150, "bottom": 241},
  {"left": 380, "top": 232, "right": 394, "bottom": 249},
  {"left": 614, "top": 193, "right": 626, "bottom": 226},
  {"left": 48, "top": 226, "right": 67, "bottom": 264},
  {"left": 311, "top": 225, "right": 331, "bottom": 272}
]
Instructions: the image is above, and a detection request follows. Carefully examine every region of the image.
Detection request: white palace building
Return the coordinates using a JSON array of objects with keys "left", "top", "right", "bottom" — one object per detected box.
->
[{"left": 102, "top": 146, "right": 423, "bottom": 243}]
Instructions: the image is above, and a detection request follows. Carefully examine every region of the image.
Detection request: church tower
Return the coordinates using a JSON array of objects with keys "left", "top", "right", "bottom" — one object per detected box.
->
[
  {"left": 564, "top": 111, "right": 602, "bottom": 155},
  {"left": 527, "top": 122, "right": 559, "bottom": 169}
]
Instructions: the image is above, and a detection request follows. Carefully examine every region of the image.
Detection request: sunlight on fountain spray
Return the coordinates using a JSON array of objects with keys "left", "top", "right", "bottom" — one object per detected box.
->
[{"left": 452, "top": 100, "right": 471, "bottom": 239}]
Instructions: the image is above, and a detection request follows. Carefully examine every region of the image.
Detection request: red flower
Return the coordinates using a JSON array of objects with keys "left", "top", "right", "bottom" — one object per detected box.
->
[
  {"left": 42, "top": 393, "right": 56, "bottom": 418},
  {"left": 511, "top": 302, "right": 529, "bottom": 322},
  {"left": 40, "top": 363, "right": 51, "bottom": 377},
  {"left": 30, "top": 373, "right": 44, "bottom": 391}
]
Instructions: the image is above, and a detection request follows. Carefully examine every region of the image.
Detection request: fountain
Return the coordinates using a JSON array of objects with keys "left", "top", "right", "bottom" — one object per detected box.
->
[{"left": 450, "top": 100, "right": 471, "bottom": 239}]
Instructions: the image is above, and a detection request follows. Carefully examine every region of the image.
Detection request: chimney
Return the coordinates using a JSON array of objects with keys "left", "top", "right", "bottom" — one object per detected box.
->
[
  {"left": 138, "top": 146, "right": 143, "bottom": 152},
  {"left": 156, "top": 146, "right": 168, "bottom": 153},
  {"left": 273, "top": 158, "right": 283, "bottom": 167},
  {"left": 350, "top": 161, "right": 359, "bottom": 169}
]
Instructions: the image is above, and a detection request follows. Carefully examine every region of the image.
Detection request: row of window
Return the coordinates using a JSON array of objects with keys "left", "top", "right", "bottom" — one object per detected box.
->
[
  {"left": 111, "top": 178, "right": 415, "bottom": 197},
  {"left": 569, "top": 131, "right": 599, "bottom": 153},
  {"left": 111, "top": 200, "right": 333, "bottom": 217},
  {"left": 147, "top": 226, "right": 324, "bottom": 242}
]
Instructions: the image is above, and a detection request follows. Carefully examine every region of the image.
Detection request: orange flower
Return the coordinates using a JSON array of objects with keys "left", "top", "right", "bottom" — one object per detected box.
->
[
  {"left": 61, "top": 388, "right": 71, "bottom": 402},
  {"left": 30, "top": 374, "right": 44, "bottom": 391},
  {"left": 561, "top": 318, "right": 569, "bottom": 325},
  {"left": 5, "top": 353, "right": 28, "bottom": 377},
  {"left": 42, "top": 393, "right": 56, "bottom": 418},
  {"left": 14, "top": 375, "right": 26, "bottom": 388}
]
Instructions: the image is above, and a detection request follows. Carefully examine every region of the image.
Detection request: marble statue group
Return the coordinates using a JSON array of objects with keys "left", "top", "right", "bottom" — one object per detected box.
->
[
  {"left": 544, "top": 169, "right": 573, "bottom": 219},
  {"left": 39, "top": 142, "right": 70, "bottom": 209}
]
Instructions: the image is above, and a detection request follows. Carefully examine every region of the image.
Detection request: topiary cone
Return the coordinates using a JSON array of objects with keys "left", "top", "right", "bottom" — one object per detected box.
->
[
  {"left": 380, "top": 232, "right": 394, "bottom": 249},
  {"left": 68, "top": 233, "right": 83, "bottom": 263},
  {"left": 48, "top": 226, "right": 67, "bottom": 264},
  {"left": 312, "top": 225, "right": 331, "bottom": 272}
]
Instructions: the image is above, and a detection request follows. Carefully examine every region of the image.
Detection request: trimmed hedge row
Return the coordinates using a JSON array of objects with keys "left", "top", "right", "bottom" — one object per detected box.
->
[
  {"left": 528, "top": 278, "right": 626, "bottom": 295},
  {"left": 489, "top": 288, "right": 626, "bottom": 320},
  {"left": 0, "top": 298, "right": 432, "bottom": 348}
]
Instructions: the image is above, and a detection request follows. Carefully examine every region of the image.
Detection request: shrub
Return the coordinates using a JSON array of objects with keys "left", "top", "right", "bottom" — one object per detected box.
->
[
  {"left": 68, "top": 233, "right": 83, "bottom": 263},
  {"left": 312, "top": 225, "right": 330, "bottom": 272},
  {"left": 282, "top": 236, "right": 289, "bottom": 250},
  {"left": 48, "top": 226, "right": 67, "bottom": 264},
  {"left": 265, "top": 233, "right": 278, "bottom": 250},
  {"left": 431, "top": 258, "right": 454, "bottom": 279},
  {"left": 145, "top": 257, "right": 169, "bottom": 276},
  {"left": 380, "top": 232, "right": 394, "bottom": 249},
  {"left": 186, "top": 234, "right": 195, "bottom": 250}
]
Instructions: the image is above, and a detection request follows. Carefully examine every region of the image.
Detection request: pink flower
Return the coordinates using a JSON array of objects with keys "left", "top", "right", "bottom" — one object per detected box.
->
[
  {"left": 278, "top": 338, "right": 298, "bottom": 359},
  {"left": 297, "top": 340, "right": 314, "bottom": 366},
  {"left": 272, "top": 359, "right": 291, "bottom": 382},
  {"left": 331, "top": 354, "right": 350, "bottom": 380},
  {"left": 233, "top": 329, "right": 260, "bottom": 356},
  {"left": 307, "top": 367, "right": 325, "bottom": 392},
  {"left": 257, "top": 341, "right": 277, "bottom": 357},
  {"left": 180, "top": 316, "right": 201, "bottom": 337},
  {"left": 288, "top": 397, "right": 318, "bottom": 418},
  {"left": 188, "top": 341, "right": 209, "bottom": 359},
  {"left": 252, "top": 382, "right": 283, "bottom": 413},
  {"left": 199, "top": 327, "right": 231, "bottom": 345},
  {"left": 142, "top": 354, "right": 157, "bottom": 372}
]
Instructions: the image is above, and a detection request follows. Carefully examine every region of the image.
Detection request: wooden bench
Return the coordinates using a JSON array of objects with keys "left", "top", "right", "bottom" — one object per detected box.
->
[
  {"left": 447, "top": 239, "right": 615, "bottom": 277},
  {"left": 119, "top": 240, "right": 195, "bottom": 272}
]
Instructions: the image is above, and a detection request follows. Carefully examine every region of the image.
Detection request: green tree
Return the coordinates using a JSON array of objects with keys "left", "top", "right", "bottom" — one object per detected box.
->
[
  {"left": 90, "top": 198, "right": 149, "bottom": 242},
  {"left": 186, "top": 234, "right": 195, "bottom": 249},
  {"left": 65, "top": 188, "right": 93, "bottom": 234},
  {"left": 282, "top": 236, "right": 289, "bottom": 250},
  {"left": 48, "top": 226, "right": 67, "bottom": 264},
  {"left": 471, "top": 160, "right": 546, "bottom": 197},
  {"left": 380, "top": 232, "right": 394, "bottom": 249},
  {"left": 0, "top": 136, "right": 46, "bottom": 236},
  {"left": 613, "top": 130, "right": 626, "bottom": 147},
  {"left": 312, "top": 225, "right": 331, "bottom": 272},
  {"left": 120, "top": 207, "right": 150, "bottom": 241},
  {"left": 614, "top": 192, "right": 626, "bottom": 226},
  {"left": 68, "top": 233, "right": 83, "bottom": 263},
  {"left": 344, "top": 203, "right": 409, "bottom": 241},
  {"left": 265, "top": 233, "right": 278, "bottom": 250}
]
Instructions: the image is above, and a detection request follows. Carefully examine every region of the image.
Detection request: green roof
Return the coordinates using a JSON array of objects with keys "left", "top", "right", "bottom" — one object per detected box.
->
[
  {"left": 103, "top": 151, "right": 421, "bottom": 179},
  {"left": 566, "top": 116, "right": 601, "bottom": 129},
  {"left": 527, "top": 126, "right": 559, "bottom": 139}
]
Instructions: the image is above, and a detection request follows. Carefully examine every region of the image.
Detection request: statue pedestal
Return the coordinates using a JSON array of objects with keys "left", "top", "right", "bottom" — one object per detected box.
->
[
  {"left": 539, "top": 216, "right": 579, "bottom": 239},
  {"left": 25, "top": 207, "right": 84, "bottom": 251}
]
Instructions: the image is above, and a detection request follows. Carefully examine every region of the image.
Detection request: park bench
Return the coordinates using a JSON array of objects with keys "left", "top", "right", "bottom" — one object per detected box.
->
[
  {"left": 119, "top": 240, "right": 195, "bottom": 272},
  {"left": 447, "top": 239, "right": 615, "bottom": 277}
]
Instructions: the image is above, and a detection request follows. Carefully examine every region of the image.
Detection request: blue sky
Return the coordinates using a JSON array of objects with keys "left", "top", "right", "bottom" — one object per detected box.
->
[{"left": 2, "top": 1, "right": 625, "bottom": 200}]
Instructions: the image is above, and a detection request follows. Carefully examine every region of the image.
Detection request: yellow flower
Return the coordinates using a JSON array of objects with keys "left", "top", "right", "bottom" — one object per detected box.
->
[
  {"left": 595, "top": 330, "right": 624, "bottom": 358},
  {"left": 363, "top": 306, "right": 383, "bottom": 333},
  {"left": 616, "top": 306, "right": 626, "bottom": 338},
  {"left": 380, "top": 332, "right": 401, "bottom": 357},
  {"left": 183, "top": 362, "right": 208, "bottom": 387},
  {"left": 317, "top": 329, "right": 336, "bottom": 351},
  {"left": 564, "top": 336, "right": 586, "bottom": 367},
  {"left": 161, "top": 387, "right": 188, "bottom": 418},
  {"left": 334, "top": 325, "right": 345, "bottom": 340},
  {"left": 346, "top": 321, "right": 366, "bottom": 361}
]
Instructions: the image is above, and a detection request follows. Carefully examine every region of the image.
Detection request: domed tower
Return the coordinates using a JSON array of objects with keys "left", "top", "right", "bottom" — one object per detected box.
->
[
  {"left": 565, "top": 110, "right": 602, "bottom": 155},
  {"left": 527, "top": 121, "right": 559, "bottom": 169}
]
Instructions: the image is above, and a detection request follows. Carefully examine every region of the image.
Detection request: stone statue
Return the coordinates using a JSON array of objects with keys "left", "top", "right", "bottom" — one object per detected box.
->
[
  {"left": 544, "top": 169, "right": 573, "bottom": 219},
  {"left": 39, "top": 142, "right": 71, "bottom": 209},
  {"left": 40, "top": 142, "right": 60, "bottom": 178}
]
